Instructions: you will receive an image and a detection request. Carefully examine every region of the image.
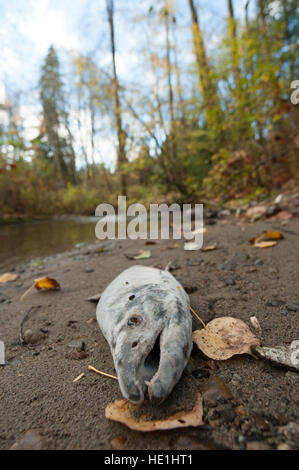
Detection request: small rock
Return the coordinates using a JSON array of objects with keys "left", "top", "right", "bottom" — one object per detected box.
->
[
  {"left": 65, "top": 350, "right": 89, "bottom": 360},
  {"left": 277, "top": 443, "right": 292, "bottom": 450},
  {"left": 85, "top": 267, "right": 94, "bottom": 273},
  {"left": 278, "top": 422, "right": 299, "bottom": 446},
  {"left": 254, "top": 259, "right": 264, "bottom": 266},
  {"left": 285, "top": 371, "right": 299, "bottom": 383},
  {"left": 286, "top": 303, "right": 299, "bottom": 312},
  {"left": 67, "top": 340, "right": 85, "bottom": 351},
  {"left": 217, "top": 264, "right": 232, "bottom": 271},
  {"left": 110, "top": 435, "right": 127, "bottom": 450},
  {"left": 23, "top": 329, "right": 45, "bottom": 345},
  {"left": 192, "top": 369, "right": 210, "bottom": 380},
  {"left": 225, "top": 276, "right": 236, "bottom": 286},
  {"left": 266, "top": 300, "right": 285, "bottom": 307},
  {"left": 10, "top": 429, "right": 47, "bottom": 450},
  {"left": 246, "top": 441, "right": 271, "bottom": 450},
  {"left": 201, "top": 376, "right": 233, "bottom": 407}
]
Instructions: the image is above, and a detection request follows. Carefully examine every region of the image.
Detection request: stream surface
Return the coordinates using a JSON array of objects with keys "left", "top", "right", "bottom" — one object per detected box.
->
[{"left": 0, "top": 217, "right": 98, "bottom": 271}]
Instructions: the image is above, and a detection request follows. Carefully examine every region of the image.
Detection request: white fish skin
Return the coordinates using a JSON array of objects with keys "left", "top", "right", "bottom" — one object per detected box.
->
[{"left": 96, "top": 266, "right": 192, "bottom": 404}]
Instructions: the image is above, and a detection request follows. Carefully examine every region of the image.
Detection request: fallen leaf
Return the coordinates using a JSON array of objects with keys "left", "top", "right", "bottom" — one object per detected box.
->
[
  {"left": 184, "top": 242, "right": 202, "bottom": 251},
  {"left": 86, "top": 293, "right": 101, "bottom": 302},
  {"left": 34, "top": 277, "right": 60, "bottom": 290},
  {"left": 255, "top": 340, "right": 299, "bottom": 371},
  {"left": 192, "top": 317, "right": 260, "bottom": 360},
  {"left": 201, "top": 244, "right": 217, "bottom": 252},
  {"left": 250, "top": 316, "right": 262, "bottom": 333},
  {"left": 258, "top": 231, "right": 284, "bottom": 241},
  {"left": 110, "top": 435, "right": 127, "bottom": 450},
  {"left": 267, "top": 210, "right": 292, "bottom": 221},
  {"left": 253, "top": 240, "right": 277, "bottom": 248},
  {"left": 126, "top": 250, "right": 151, "bottom": 260},
  {"left": 201, "top": 376, "right": 233, "bottom": 407},
  {"left": 0, "top": 273, "right": 19, "bottom": 283},
  {"left": 105, "top": 391, "right": 203, "bottom": 432}
]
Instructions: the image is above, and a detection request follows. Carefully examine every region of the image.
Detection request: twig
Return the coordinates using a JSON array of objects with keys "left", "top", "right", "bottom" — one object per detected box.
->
[
  {"left": 88, "top": 365, "right": 118, "bottom": 380},
  {"left": 164, "top": 261, "right": 172, "bottom": 271},
  {"left": 20, "top": 283, "right": 35, "bottom": 302},
  {"left": 188, "top": 305, "right": 206, "bottom": 328},
  {"left": 19, "top": 306, "right": 35, "bottom": 344},
  {"left": 73, "top": 373, "right": 85, "bottom": 383}
]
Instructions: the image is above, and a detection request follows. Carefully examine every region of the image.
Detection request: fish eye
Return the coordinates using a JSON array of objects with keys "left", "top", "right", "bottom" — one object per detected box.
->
[
  {"left": 131, "top": 341, "right": 138, "bottom": 348},
  {"left": 127, "top": 315, "right": 142, "bottom": 326}
]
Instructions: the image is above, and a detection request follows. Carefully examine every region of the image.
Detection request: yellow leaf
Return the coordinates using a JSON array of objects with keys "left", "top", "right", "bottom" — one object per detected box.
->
[{"left": 34, "top": 277, "right": 60, "bottom": 291}]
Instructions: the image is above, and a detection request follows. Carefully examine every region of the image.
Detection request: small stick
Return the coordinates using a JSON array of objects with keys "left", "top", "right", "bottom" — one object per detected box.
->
[
  {"left": 188, "top": 305, "right": 206, "bottom": 328},
  {"left": 73, "top": 372, "right": 85, "bottom": 383},
  {"left": 88, "top": 365, "right": 118, "bottom": 380},
  {"left": 20, "top": 283, "right": 35, "bottom": 302},
  {"left": 19, "top": 306, "right": 35, "bottom": 344},
  {"left": 164, "top": 261, "right": 172, "bottom": 271}
]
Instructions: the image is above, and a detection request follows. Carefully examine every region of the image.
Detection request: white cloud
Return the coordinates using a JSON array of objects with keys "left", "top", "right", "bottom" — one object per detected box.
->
[{"left": 18, "top": 0, "right": 79, "bottom": 53}]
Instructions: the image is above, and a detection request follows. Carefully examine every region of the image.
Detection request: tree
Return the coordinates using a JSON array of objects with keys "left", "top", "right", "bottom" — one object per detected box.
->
[
  {"left": 39, "top": 46, "right": 77, "bottom": 185},
  {"left": 106, "top": 0, "right": 128, "bottom": 195}
]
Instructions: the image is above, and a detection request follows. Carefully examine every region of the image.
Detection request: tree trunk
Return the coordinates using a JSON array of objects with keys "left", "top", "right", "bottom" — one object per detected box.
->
[
  {"left": 187, "top": 0, "right": 223, "bottom": 138},
  {"left": 106, "top": 0, "right": 127, "bottom": 195}
]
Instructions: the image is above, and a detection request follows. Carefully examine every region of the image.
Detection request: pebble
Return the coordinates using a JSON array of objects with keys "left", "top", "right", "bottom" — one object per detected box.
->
[
  {"left": 23, "top": 329, "right": 45, "bottom": 345},
  {"left": 10, "top": 429, "right": 47, "bottom": 450},
  {"left": 225, "top": 276, "right": 237, "bottom": 286},
  {"left": 85, "top": 267, "right": 94, "bottom": 273},
  {"left": 266, "top": 300, "right": 285, "bottom": 307},
  {"left": 285, "top": 372, "right": 299, "bottom": 383},
  {"left": 286, "top": 303, "right": 299, "bottom": 312},
  {"left": 277, "top": 443, "right": 292, "bottom": 450},
  {"left": 192, "top": 369, "right": 210, "bottom": 380},
  {"left": 67, "top": 340, "right": 85, "bottom": 351},
  {"left": 254, "top": 259, "right": 264, "bottom": 266}
]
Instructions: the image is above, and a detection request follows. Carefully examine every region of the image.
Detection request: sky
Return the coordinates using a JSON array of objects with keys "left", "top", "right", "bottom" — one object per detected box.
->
[{"left": 0, "top": 0, "right": 258, "bottom": 168}]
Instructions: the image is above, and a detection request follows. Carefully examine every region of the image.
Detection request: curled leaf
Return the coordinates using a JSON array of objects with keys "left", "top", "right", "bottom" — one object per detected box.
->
[
  {"left": 0, "top": 273, "right": 19, "bottom": 283},
  {"left": 201, "top": 244, "right": 217, "bottom": 252},
  {"left": 105, "top": 391, "right": 203, "bottom": 432},
  {"left": 192, "top": 317, "right": 260, "bottom": 360}
]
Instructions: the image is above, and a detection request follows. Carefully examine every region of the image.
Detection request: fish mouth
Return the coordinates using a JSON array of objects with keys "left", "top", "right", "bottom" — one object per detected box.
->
[{"left": 117, "top": 328, "right": 163, "bottom": 404}]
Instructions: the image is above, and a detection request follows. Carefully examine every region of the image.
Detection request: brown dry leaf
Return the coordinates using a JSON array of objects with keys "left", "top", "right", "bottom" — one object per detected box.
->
[
  {"left": 105, "top": 391, "right": 203, "bottom": 432},
  {"left": 34, "top": 277, "right": 60, "bottom": 290},
  {"left": 192, "top": 317, "right": 260, "bottom": 360},
  {"left": 0, "top": 273, "right": 19, "bottom": 283},
  {"left": 253, "top": 240, "right": 277, "bottom": 248},
  {"left": 201, "top": 244, "right": 217, "bottom": 252}
]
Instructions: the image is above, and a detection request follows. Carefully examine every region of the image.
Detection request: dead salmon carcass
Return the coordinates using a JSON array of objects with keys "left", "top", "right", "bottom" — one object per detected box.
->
[{"left": 96, "top": 266, "right": 192, "bottom": 404}]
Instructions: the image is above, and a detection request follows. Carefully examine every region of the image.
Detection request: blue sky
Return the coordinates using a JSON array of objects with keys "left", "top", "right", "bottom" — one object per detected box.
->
[{"left": 0, "top": 0, "right": 258, "bottom": 166}]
